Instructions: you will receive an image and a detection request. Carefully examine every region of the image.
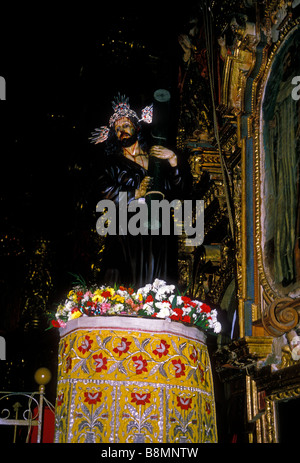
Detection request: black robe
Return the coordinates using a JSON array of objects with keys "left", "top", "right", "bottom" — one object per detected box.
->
[{"left": 94, "top": 152, "right": 192, "bottom": 287}]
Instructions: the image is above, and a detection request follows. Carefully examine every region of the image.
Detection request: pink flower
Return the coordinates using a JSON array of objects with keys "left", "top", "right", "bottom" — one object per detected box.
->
[
  {"left": 58, "top": 319, "right": 67, "bottom": 328},
  {"left": 101, "top": 302, "right": 111, "bottom": 313}
]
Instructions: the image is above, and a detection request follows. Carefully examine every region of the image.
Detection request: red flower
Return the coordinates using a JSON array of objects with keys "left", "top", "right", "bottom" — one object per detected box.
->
[
  {"left": 113, "top": 337, "right": 131, "bottom": 357},
  {"left": 84, "top": 391, "right": 102, "bottom": 405},
  {"left": 78, "top": 335, "right": 93, "bottom": 354},
  {"left": 86, "top": 301, "right": 95, "bottom": 307},
  {"left": 181, "top": 296, "right": 191, "bottom": 305},
  {"left": 76, "top": 291, "right": 84, "bottom": 301},
  {"left": 177, "top": 396, "right": 192, "bottom": 410},
  {"left": 145, "top": 294, "right": 154, "bottom": 303},
  {"left": 182, "top": 315, "right": 191, "bottom": 324},
  {"left": 131, "top": 392, "right": 151, "bottom": 405},
  {"left": 201, "top": 303, "right": 211, "bottom": 313},
  {"left": 101, "top": 290, "right": 111, "bottom": 298},
  {"left": 51, "top": 320, "right": 60, "bottom": 328},
  {"left": 132, "top": 355, "right": 148, "bottom": 375},
  {"left": 172, "top": 358, "right": 186, "bottom": 378},
  {"left": 127, "top": 287, "right": 134, "bottom": 295},
  {"left": 57, "top": 393, "right": 64, "bottom": 406},
  {"left": 93, "top": 353, "right": 108, "bottom": 372},
  {"left": 153, "top": 339, "right": 170, "bottom": 358},
  {"left": 171, "top": 308, "right": 183, "bottom": 321}
]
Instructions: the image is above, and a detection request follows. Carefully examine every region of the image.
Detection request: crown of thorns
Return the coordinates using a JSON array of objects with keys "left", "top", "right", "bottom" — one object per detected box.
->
[{"left": 90, "top": 94, "right": 153, "bottom": 144}]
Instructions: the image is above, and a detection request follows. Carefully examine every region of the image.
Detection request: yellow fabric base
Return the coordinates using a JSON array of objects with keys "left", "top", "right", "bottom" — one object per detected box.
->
[{"left": 54, "top": 318, "right": 217, "bottom": 443}]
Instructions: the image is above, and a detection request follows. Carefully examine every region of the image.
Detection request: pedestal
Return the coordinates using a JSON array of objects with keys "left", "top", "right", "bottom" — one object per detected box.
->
[{"left": 54, "top": 316, "right": 217, "bottom": 443}]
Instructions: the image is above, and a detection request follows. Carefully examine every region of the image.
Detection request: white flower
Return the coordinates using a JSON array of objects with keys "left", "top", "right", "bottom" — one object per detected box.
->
[
  {"left": 116, "top": 289, "right": 129, "bottom": 298},
  {"left": 182, "top": 306, "right": 191, "bottom": 315},
  {"left": 155, "top": 301, "right": 171, "bottom": 310},
  {"left": 213, "top": 322, "right": 222, "bottom": 334},
  {"left": 155, "top": 306, "right": 171, "bottom": 318},
  {"left": 155, "top": 284, "right": 175, "bottom": 301},
  {"left": 210, "top": 309, "right": 218, "bottom": 320},
  {"left": 143, "top": 302, "right": 154, "bottom": 315},
  {"left": 152, "top": 279, "right": 166, "bottom": 290},
  {"left": 108, "top": 303, "right": 123, "bottom": 314},
  {"left": 64, "top": 300, "right": 74, "bottom": 312},
  {"left": 154, "top": 301, "right": 171, "bottom": 318},
  {"left": 137, "top": 284, "right": 152, "bottom": 297}
]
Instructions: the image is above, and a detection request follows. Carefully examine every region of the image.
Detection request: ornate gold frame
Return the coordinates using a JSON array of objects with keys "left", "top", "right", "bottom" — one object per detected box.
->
[
  {"left": 264, "top": 385, "right": 300, "bottom": 443},
  {"left": 253, "top": 19, "right": 300, "bottom": 336}
]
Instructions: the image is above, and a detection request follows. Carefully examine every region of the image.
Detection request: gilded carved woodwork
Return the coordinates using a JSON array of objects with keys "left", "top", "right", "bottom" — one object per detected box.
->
[{"left": 251, "top": 362, "right": 300, "bottom": 442}]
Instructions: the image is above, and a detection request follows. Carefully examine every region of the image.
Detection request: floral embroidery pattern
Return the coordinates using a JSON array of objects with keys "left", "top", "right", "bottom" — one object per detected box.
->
[
  {"left": 93, "top": 353, "right": 108, "bottom": 373},
  {"left": 172, "top": 358, "right": 186, "bottom": 378},
  {"left": 84, "top": 391, "right": 102, "bottom": 405},
  {"left": 55, "top": 326, "right": 217, "bottom": 443},
  {"left": 170, "top": 395, "right": 196, "bottom": 441},
  {"left": 56, "top": 320, "right": 216, "bottom": 443},
  {"left": 153, "top": 340, "right": 170, "bottom": 358},
  {"left": 190, "top": 346, "right": 198, "bottom": 363},
  {"left": 177, "top": 396, "right": 192, "bottom": 411},
  {"left": 56, "top": 393, "right": 64, "bottom": 407},
  {"left": 78, "top": 335, "right": 93, "bottom": 354},
  {"left": 113, "top": 337, "right": 131, "bottom": 357},
  {"left": 65, "top": 355, "right": 72, "bottom": 373},
  {"left": 132, "top": 355, "right": 148, "bottom": 375},
  {"left": 131, "top": 392, "right": 151, "bottom": 405}
]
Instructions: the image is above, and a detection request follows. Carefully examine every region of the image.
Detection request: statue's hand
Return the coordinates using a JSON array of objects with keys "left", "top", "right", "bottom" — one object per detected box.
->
[
  {"left": 135, "top": 176, "right": 152, "bottom": 199},
  {"left": 150, "top": 146, "right": 177, "bottom": 167}
]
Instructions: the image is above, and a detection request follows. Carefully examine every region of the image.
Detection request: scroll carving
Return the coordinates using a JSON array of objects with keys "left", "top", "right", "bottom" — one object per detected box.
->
[{"left": 262, "top": 297, "right": 300, "bottom": 337}]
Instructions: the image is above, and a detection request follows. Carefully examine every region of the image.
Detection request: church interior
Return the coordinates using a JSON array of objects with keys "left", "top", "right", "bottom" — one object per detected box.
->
[{"left": 1, "top": 0, "right": 300, "bottom": 444}]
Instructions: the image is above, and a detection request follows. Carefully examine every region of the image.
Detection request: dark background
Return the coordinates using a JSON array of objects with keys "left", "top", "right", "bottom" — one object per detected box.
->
[{"left": 0, "top": 2, "right": 199, "bottom": 402}]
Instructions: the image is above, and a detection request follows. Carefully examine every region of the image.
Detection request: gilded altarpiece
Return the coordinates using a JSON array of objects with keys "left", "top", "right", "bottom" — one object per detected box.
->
[
  {"left": 203, "top": 2, "right": 300, "bottom": 443},
  {"left": 248, "top": 16, "right": 300, "bottom": 443}
]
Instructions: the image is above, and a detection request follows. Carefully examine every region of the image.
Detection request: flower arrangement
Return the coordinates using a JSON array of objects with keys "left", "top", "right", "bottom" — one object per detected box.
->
[{"left": 50, "top": 278, "right": 221, "bottom": 334}]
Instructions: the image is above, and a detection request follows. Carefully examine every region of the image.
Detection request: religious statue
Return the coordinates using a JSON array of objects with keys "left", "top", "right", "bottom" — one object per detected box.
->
[
  {"left": 263, "top": 37, "right": 300, "bottom": 289},
  {"left": 89, "top": 94, "right": 192, "bottom": 287}
]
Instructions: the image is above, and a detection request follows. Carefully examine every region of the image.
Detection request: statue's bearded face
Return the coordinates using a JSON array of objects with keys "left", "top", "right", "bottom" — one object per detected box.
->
[{"left": 114, "top": 117, "right": 137, "bottom": 147}]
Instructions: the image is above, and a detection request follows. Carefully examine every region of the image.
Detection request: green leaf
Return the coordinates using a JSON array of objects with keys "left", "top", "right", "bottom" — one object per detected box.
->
[{"left": 68, "top": 272, "right": 88, "bottom": 290}]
